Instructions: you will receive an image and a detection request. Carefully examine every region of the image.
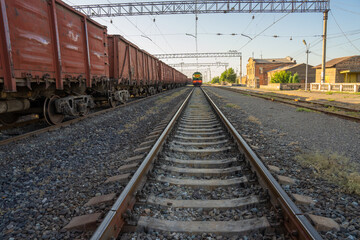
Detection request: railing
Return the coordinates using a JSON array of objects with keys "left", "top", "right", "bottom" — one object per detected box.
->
[
  {"left": 310, "top": 83, "right": 360, "bottom": 92},
  {"left": 261, "top": 83, "right": 311, "bottom": 90}
]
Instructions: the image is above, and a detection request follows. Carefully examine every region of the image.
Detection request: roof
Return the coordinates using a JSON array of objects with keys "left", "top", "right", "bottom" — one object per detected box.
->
[
  {"left": 250, "top": 56, "right": 296, "bottom": 64},
  {"left": 314, "top": 55, "right": 360, "bottom": 69},
  {"left": 340, "top": 69, "right": 360, "bottom": 74},
  {"left": 268, "top": 63, "right": 312, "bottom": 73}
]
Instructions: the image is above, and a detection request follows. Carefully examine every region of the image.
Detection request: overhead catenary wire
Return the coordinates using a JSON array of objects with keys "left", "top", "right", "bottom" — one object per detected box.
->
[
  {"left": 130, "top": 0, "right": 176, "bottom": 53},
  {"left": 330, "top": 11, "right": 360, "bottom": 53},
  {"left": 105, "top": 0, "right": 167, "bottom": 54}
]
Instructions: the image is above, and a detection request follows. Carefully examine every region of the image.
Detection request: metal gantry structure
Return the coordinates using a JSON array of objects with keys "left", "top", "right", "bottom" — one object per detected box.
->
[
  {"left": 169, "top": 62, "right": 229, "bottom": 68},
  {"left": 72, "top": 0, "right": 330, "bottom": 83},
  {"left": 155, "top": 52, "right": 242, "bottom": 78},
  {"left": 154, "top": 52, "right": 241, "bottom": 59},
  {"left": 74, "top": 0, "right": 330, "bottom": 17}
]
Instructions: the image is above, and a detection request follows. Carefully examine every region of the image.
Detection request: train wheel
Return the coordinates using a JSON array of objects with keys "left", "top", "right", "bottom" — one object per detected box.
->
[
  {"left": 108, "top": 97, "right": 117, "bottom": 108},
  {"left": 43, "top": 95, "right": 65, "bottom": 125},
  {"left": 123, "top": 92, "right": 129, "bottom": 102},
  {"left": 0, "top": 113, "right": 20, "bottom": 125}
]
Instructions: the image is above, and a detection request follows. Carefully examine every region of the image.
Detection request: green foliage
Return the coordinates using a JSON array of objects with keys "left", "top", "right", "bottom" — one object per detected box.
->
[
  {"left": 211, "top": 76, "right": 220, "bottom": 84},
  {"left": 220, "top": 71, "right": 227, "bottom": 82},
  {"left": 270, "top": 71, "right": 292, "bottom": 83},
  {"left": 271, "top": 71, "right": 300, "bottom": 83},
  {"left": 292, "top": 73, "right": 299, "bottom": 83},
  {"left": 296, "top": 107, "right": 313, "bottom": 112},
  {"left": 214, "top": 68, "right": 237, "bottom": 84},
  {"left": 226, "top": 68, "right": 237, "bottom": 83}
]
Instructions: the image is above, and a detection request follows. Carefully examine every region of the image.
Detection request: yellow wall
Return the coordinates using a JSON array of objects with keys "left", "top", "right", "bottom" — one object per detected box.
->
[
  {"left": 315, "top": 68, "right": 340, "bottom": 83},
  {"left": 343, "top": 73, "right": 360, "bottom": 83}
]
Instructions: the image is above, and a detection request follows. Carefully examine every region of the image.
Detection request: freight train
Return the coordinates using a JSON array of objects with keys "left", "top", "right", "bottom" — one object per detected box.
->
[
  {"left": 0, "top": 0, "right": 187, "bottom": 125},
  {"left": 192, "top": 72, "right": 203, "bottom": 87}
]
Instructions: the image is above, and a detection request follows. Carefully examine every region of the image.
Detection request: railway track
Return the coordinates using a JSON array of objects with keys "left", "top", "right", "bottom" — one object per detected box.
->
[
  {"left": 217, "top": 86, "right": 360, "bottom": 122},
  {"left": 0, "top": 88, "right": 181, "bottom": 146},
  {"left": 87, "top": 87, "right": 322, "bottom": 239}
]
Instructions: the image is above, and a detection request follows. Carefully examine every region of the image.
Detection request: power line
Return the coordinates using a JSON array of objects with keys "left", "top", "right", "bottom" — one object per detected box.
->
[
  {"left": 330, "top": 11, "right": 360, "bottom": 53},
  {"left": 237, "top": 11, "right": 294, "bottom": 51},
  {"left": 131, "top": 0, "right": 175, "bottom": 53},
  {"left": 122, "top": 29, "right": 360, "bottom": 38},
  {"left": 105, "top": 0, "right": 167, "bottom": 53},
  {"left": 333, "top": 4, "right": 360, "bottom": 16},
  {"left": 153, "top": 21, "right": 176, "bottom": 52}
]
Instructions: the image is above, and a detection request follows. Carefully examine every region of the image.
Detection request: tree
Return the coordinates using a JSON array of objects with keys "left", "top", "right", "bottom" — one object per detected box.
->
[
  {"left": 292, "top": 73, "right": 299, "bottom": 83},
  {"left": 271, "top": 71, "right": 300, "bottom": 84},
  {"left": 226, "top": 68, "right": 237, "bottom": 83},
  {"left": 220, "top": 71, "right": 227, "bottom": 83},
  {"left": 211, "top": 76, "right": 220, "bottom": 84},
  {"left": 211, "top": 68, "right": 237, "bottom": 84},
  {"left": 270, "top": 71, "right": 291, "bottom": 83}
]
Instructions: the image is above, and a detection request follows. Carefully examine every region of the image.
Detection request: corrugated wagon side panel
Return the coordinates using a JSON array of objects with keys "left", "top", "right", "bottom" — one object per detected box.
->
[
  {"left": 0, "top": 25, "right": 3, "bottom": 78},
  {"left": 129, "top": 45, "right": 138, "bottom": 84},
  {"left": 117, "top": 37, "right": 130, "bottom": 82},
  {"left": 137, "top": 50, "right": 144, "bottom": 82},
  {"left": 55, "top": 3, "right": 86, "bottom": 77},
  {"left": 143, "top": 53, "right": 149, "bottom": 84},
  {"left": 0, "top": 0, "right": 16, "bottom": 92},
  {"left": 107, "top": 35, "right": 116, "bottom": 80},
  {"left": 149, "top": 56, "right": 156, "bottom": 84},
  {"left": 87, "top": 21, "right": 108, "bottom": 79},
  {"left": 7, "top": 0, "right": 55, "bottom": 79},
  {"left": 158, "top": 61, "right": 164, "bottom": 85}
]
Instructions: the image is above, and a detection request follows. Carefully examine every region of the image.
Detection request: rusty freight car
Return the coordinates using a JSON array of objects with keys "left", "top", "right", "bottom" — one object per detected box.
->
[
  {"left": 0, "top": 0, "right": 187, "bottom": 125},
  {"left": 108, "top": 35, "right": 162, "bottom": 97},
  {"left": 0, "top": 0, "right": 113, "bottom": 124}
]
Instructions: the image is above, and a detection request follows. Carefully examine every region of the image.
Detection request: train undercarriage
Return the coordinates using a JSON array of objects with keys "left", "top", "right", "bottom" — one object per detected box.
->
[{"left": 0, "top": 79, "right": 181, "bottom": 125}]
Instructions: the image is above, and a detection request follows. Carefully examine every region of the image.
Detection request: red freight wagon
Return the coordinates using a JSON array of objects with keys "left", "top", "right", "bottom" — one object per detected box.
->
[
  {"left": 0, "top": 0, "right": 109, "bottom": 124},
  {"left": 0, "top": 0, "right": 186, "bottom": 125},
  {"left": 108, "top": 35, "right": 163, "bottom": 96},
  {"left": 108, "top": 35, "right": 140, "bottom": 93}
]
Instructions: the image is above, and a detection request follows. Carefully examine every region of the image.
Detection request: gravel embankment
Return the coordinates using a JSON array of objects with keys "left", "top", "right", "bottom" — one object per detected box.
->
[
  {"left": 205, "top": 86, "right": 360, "bottom": 240},
  {"left": 0, "top": 87, "right": 191, "bottom": 240}
]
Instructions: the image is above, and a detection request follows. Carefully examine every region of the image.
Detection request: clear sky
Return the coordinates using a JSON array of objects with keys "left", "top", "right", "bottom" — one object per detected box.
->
[{"left": 66, "top": 0, "right": 360, "bottom": 81}]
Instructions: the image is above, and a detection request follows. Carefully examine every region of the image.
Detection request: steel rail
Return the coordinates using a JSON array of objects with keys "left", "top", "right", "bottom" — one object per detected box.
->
[
  {"left": 219, "top": 86, "right": 360, "bottom": 122},
  {"left": 0, "top": 88, "right": 184, "bottom": 146},
  {"left": 227, "top": 87, "right": 360, "bottom": 112},
  {"left": 0, "top": 118, "right": 41, "bottom": 131},
  {"left": 201, "top": 87, "right": 322, "bottom": 240},
  {"left": 90, "top": 88, "right": 194, "bottom": 240}
]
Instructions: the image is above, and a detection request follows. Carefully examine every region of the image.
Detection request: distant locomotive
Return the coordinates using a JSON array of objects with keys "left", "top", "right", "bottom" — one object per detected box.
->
[{"left": 192, "top": 72, "right": 203, "bottom": 87}]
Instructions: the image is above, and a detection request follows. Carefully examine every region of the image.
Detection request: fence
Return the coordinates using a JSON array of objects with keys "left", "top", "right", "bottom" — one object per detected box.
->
[
  {"left": 310, "top": 83, "right": 360, "bottom": 92},
  {"left": 260, "top": 83, "right": 310, "bottom": 90}
]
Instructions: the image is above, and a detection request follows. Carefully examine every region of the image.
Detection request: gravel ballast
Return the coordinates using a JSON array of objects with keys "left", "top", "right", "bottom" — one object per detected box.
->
[
  {"left": 0, "top": 87, "right": 191, "bottom": 240},
  {"left": 205, "top": 86, "right": 360, "bottom": 240},
  {"left": 122, "top": 88, "right": 284, "bottom": 239}
]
